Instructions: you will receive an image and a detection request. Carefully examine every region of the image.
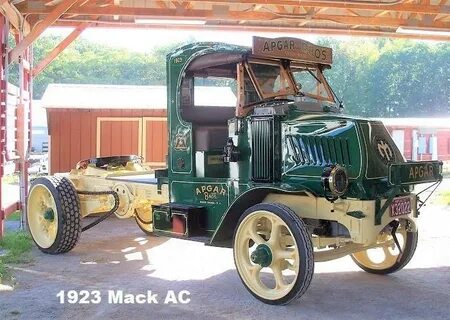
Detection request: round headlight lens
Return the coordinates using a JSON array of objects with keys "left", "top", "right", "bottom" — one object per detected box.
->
[{"left": 322, "top": 166, "right": 348, "bottom": 197}]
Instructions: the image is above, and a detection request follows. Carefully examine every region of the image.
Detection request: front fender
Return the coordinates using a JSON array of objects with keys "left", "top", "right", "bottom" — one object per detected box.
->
[{"left": 209, "top": 187, "right": 311, "bottom": 247}]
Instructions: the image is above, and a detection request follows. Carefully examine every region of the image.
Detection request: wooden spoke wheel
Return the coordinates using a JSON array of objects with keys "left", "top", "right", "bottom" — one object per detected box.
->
[
  {"left": 233, "top": 203, "right": 314, "bottom": 305},
  {"left": 27, "top": 177, "right": 81, "bottom": 254},
  {"left": 351, "top": 219, "right": 418, "bottom": 275}
]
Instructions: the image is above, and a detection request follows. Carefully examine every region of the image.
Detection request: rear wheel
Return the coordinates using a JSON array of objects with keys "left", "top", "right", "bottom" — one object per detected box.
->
[
  {"left": 233, "top": 203, "right": 314, "bottom": 305},
  {"left": 351, "top": 219, "right": 418, "bottom": 274},
  {"left": 27, "top": 177, "right": 81, "bottom": 254},
  {"left": 135, "top": 209, "right": 152, "bottom": 235}
]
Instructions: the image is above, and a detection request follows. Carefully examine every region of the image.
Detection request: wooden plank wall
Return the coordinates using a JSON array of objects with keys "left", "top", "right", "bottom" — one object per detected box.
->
[
  {"left": 99, "top": 119, "right": 141, "bottom": 157},
  {"left": 47, "top": 108, "right": 167, "bottom": 173},
  {"left": 144, "top": 118, "right": 168, "bottom": 164}
]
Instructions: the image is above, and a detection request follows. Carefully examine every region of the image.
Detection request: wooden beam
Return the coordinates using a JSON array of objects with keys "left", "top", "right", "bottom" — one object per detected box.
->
[
  {"left": 375, "top": 11, "right": 390, "bottom": 17},
  {"left": 11, "top": 4, "right": 450, "bottom": 29},
  {"left": 19, "top": 5, "right": 271, "bottom": 20},
  {"left": 276, "top": 5, "right": 288, "bottom": 14},
  {"left": 8, "top": 0, "right": 79, "bottom": 64},
  {"left": 16, "top": 1, "right": 450, "bottom": 16},
  {"left": 313, "top": 14, "right": 450, "bottom": 29},
  {"left": 32, "top": 22, "right": 89, "bottom": 77},
  {"left": 0, "top": 1, "right": 31, "bottom": 34},
  {"left": 346, "top": 9, "right": 361, "bottom": 17},
  {"left": 40, "top": 8, "right": 450, "bottom": 30},
  {"left": 155, "top": 1, "right": 169, "bottom": 9},
  {"left": 52, "top": 19, "right": 450, "bottom": 41}
]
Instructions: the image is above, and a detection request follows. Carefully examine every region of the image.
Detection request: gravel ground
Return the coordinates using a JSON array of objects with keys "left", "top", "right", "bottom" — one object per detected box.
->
[{"left": 1, "top": 185, "right": 449, "bottom": 320}]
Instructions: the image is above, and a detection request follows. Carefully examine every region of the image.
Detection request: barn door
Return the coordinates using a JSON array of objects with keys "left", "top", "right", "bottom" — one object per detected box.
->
[
  {"left": 96, "top": 117, "right": 167, "bottom": 167},
  {"left": 142, "top": 117, "right": 168, "bottom": 167},
  {"left": 96, "top": 117, "right": 142, "bottom": 158}
]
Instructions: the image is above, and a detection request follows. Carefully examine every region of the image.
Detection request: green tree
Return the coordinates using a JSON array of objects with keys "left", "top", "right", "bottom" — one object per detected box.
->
[{"left": 32, "top": 35, "right": 186, "bottom": 99}]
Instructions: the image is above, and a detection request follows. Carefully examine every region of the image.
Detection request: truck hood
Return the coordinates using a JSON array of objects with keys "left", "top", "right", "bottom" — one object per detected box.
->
[{"left": 282, "top": 115, "right": 404, "bottom": 182}]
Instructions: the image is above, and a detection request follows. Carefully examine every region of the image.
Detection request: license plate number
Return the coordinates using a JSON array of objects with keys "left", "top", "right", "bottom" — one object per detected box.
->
[{"left": 390, "top": 197, "right": 412, "bottom": 217}]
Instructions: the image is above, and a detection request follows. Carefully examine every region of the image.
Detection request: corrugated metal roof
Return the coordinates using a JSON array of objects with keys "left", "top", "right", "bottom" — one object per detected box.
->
[{"left": 42, "top": 84, "right": 237, "bottom": 109}]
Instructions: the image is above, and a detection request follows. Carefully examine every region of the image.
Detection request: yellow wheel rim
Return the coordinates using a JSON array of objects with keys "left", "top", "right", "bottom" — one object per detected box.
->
[
  {"left": 27, "top": 184, "right": 59, "bottom": 249},
  {"left": 234, "top": 210, "right": 300, "bottom": 301},
  {"left": 135, "top": 208, "right": 152, "bottom": 233},
  {"left": 352, "top": 222, "right": 407, "bottom": 270}
]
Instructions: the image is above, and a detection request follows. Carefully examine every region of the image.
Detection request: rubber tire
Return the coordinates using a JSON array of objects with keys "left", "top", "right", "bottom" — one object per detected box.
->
[
  {"left": 233, "top": 203, "right": 314, "bottom": 305},
  {"left": 351, "top": 230, "right": 418, "bottom": 275},
  {"left": 28, "top": 176, "right": 81, "bottom": 254},
  {"left": 135, "top": 215, "right": 152, "bottom": 236}
]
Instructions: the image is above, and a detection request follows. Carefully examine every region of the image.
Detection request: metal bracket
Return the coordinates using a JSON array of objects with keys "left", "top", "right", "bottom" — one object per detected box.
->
[
  {"left": 78, "top": 190, "right": 119, "bottom": 232},
  {"left": 416, "top": 180, "right": 441, "bottom": 211}
]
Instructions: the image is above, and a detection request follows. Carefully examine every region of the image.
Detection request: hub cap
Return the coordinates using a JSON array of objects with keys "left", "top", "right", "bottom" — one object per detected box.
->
[
  {"left": 250, "top": 244, "right": 272, "bottom": 267},
  {"left": 44, "top": 208, "right": 55, "bottom": 221}
]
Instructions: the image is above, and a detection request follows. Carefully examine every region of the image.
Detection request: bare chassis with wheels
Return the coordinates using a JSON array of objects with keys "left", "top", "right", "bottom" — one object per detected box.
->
[{"left": 27, "top": 37, "right": 443, "bottom": 305}]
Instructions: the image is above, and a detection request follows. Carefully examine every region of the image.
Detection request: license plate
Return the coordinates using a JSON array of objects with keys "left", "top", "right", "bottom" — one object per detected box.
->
[{"left": 390, "top": 197, "right": 412, "bottom": 217}]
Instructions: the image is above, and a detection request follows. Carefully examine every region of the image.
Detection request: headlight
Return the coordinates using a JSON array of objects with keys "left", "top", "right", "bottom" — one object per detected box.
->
[{"left": 322, "top": 165, "right": 348, "bottom": 197}]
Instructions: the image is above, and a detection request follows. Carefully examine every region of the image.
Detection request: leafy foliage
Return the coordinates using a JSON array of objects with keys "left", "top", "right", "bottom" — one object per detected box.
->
[
  {"left": 320, "top": 38, "right": 450, "bottom": 117},
  {"left": 28, "top": 36, "right": 450, "bottom": 118},
  {"left": 31, "top": 35, "right": 185, "bottom": 99}
]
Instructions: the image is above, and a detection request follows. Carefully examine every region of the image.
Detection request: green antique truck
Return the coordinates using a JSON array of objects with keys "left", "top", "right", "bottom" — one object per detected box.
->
[{"left": 27, "top": 37, "right": 442, "bottom": 305}]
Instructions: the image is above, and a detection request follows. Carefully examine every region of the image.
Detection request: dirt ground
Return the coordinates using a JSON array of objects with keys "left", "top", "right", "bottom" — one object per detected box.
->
[{"left": 1, "top": 187, "right": 449, "bottom": 320}]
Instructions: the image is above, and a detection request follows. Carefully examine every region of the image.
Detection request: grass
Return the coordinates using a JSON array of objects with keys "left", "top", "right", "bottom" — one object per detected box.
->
[
  {"left": 2, "top": 173, "right": 40, "bottom": 186},
  {"left": 434, "top": 190, "right": 450, "bottom": 206},
  {"left": 2, "top": 174, "right": 19, "bottom": 185},
  {"left": 0, "top": 231, "right": 33, "bottom": 284},
  {"left": 6, "top": 211, "right": 21, "bottom": 221}
]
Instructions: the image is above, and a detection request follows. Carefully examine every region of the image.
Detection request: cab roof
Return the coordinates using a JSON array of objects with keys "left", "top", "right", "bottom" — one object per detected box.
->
[{"left": 168, "top": 37, "right": 333, "bottom": 68}]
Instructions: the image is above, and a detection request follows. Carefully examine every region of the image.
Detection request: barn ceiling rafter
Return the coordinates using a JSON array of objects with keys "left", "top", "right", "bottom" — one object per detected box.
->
[{"left": 5, "top": 0, "right": 450, "bottom": 41}]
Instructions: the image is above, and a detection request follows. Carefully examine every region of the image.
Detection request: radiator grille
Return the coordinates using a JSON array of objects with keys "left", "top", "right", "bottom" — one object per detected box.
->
[
  {"left": 287, "top": 135, "right": 352, "bottom": 167},
  {"left": 251, "top": 117, "right": 281, "bottom": 182}
]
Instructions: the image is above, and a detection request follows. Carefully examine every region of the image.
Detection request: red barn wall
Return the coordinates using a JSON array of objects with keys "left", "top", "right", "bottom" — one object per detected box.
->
[
  {"left": 386, "top": 126, "right": 450, "bottom": 161},
  {"left": 437, "top": 131, "right": 450, "bottom": 161},
  {"left": 47, "top": 108, "right": 167, "bottom": 173}
]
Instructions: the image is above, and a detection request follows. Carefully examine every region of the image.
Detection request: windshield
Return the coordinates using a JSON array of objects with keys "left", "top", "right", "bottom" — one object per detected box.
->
[
  {"left": 245, "top": 59, "right": 336, "bottom": 105},
  {"left": 248, "top": 62, "right": 296, "bottom": 98},
  {"left": 236, "top": 59, "right": 339, "bottom": 117},
  {"left": 291, "top": 66, "right": 335, "bottom": 103}
]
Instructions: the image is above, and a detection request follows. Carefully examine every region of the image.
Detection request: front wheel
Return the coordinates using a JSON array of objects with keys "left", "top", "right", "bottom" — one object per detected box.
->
[
  {"left": 351, "top": 219, "right": 418, "bottom": 274},
  {"left": 233, "top": 203, "right": 314, "bottom": 305},
  {"left": 27, "top": 177, "right": 81, "bottom": 254}
]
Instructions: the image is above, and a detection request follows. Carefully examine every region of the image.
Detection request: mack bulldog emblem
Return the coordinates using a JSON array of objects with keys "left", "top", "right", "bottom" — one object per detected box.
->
[{"left": 375, "top": 137, "right": 394, "bottom": 164}]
